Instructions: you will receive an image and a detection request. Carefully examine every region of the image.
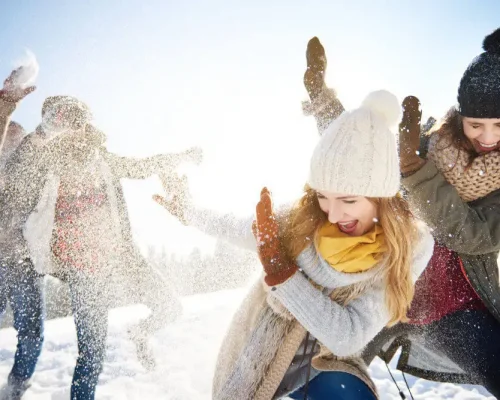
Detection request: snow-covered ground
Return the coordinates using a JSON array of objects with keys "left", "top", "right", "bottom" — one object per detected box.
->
[{"left": 0, "top": 289, "right": 494, "bottom": 399}]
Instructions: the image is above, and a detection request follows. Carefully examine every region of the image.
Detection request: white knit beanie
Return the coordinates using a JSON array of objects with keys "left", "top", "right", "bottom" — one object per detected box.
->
[{"left": 307, "top": 90, "right": 401, "bottom": 197}]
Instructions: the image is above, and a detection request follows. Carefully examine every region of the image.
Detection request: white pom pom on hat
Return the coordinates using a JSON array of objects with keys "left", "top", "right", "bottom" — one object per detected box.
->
[
  {"left": 307, "top": 90, "right": 401, "bottom": 198},
  {"left": 361, "top": 90, "right": 401, "bottom": 128}
]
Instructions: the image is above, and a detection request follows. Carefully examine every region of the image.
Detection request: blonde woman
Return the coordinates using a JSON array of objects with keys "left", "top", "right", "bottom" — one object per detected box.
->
[{"left": 156, "top": 91, "right": 434, "bottom": 399}]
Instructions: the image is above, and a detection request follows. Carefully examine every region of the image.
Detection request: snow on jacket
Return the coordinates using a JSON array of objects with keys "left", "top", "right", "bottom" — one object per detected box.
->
[
  {"left": 184, "top": 206, "right": 434, "bottom": 399},
  {"left": 0, "top": 128, "right": 177, "bottom": 274},
  {"left": 23, "top": 157, "right": 124, "bottom": 274},
  {"left": 0, "top": 98, "right": 17, "bottom": 154}
]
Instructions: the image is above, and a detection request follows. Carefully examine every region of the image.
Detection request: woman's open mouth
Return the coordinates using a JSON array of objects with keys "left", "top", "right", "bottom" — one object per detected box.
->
[
  {"left": 475, "top": 140, "right": 500, "bottom": 153},
  {"left": 338, "top": 221, "right": 358, "bottom": 234}
]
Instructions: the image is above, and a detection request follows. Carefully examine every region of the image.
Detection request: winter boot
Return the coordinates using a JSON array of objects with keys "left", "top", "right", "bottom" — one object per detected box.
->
[
  {"left": 0, "top": 374, "right": 31, "bottom": 400},
  {"left": 128, "top": 324, "right": 156, "bottom": 372}
]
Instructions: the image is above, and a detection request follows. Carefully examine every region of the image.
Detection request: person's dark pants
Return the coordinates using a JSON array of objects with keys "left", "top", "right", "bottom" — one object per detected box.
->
[
  {"left": 289, "top": 371, "right": 376, "bottom": 400},
  {"left": 422, "top": 309, "right": 500, "bottom": 398},
  {"left": 0, "top": 259, "right": 45, "bottom": 384},
  {"left": 67, "top": 271, "right": 109, "bottom": 400}
]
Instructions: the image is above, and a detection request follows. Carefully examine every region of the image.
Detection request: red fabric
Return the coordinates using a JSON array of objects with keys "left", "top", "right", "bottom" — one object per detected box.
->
[
  {"left": 408, "top": 243, "right": 486, "bottom": 325},
  {"left": 52, "top": 179, "right": 109, "bottom": 272}
]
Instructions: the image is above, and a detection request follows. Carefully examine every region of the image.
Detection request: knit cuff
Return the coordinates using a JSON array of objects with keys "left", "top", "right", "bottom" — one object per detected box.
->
[
  {"left": 270, "top": 271, "right": 315, "bottom": 308},
  {"left": 294, "top": 247, "right": 334, "bottom": 287},
  {"left": 301, "top": 87, "right": 338, "bottom": 116}
]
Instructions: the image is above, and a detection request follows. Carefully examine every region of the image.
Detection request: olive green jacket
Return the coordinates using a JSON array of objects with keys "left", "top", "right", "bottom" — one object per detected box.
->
[{"left": 403, "top": 160, "right": 500, "bottom": 322}]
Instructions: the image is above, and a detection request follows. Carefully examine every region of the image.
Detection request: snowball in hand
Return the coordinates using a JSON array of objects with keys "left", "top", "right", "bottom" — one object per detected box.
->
[{"left": 12, "top": 49, "right": 39, "bottom": 89}]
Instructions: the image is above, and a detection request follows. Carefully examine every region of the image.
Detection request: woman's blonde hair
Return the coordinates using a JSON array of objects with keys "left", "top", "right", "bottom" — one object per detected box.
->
[{"left": 280, "top": 185, "right": 418, "bottom": 326}]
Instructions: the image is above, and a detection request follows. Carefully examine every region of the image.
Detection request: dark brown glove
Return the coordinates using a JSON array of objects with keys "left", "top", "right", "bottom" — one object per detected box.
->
[
  {"left": 304, "top": 37, "right": 327, "bottom": 102},
  {"left": 399, "top": 96, "right": 426, "bottom": 177},
  {"left": 303, "top": 37, "right": 345, "bottom": 131}
]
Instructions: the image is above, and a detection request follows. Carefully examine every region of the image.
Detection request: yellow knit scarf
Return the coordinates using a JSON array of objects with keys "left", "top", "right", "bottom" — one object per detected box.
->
[{"left": 317, "top": 222, "right": 387, "bottom": 273}]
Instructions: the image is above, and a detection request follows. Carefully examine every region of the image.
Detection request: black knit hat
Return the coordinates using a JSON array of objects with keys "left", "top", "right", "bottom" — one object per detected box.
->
[{"left": 458, "top": 28, "right": 500, "bottom": 118}]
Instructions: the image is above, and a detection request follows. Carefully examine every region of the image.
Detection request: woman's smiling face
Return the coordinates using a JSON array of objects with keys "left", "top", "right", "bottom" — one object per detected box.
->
[
  {"left": 462, "top": 117, "right": 500, "bottom": 153},
  {"left": 316, "top": 191, "right": 378, "bottom": 236}
]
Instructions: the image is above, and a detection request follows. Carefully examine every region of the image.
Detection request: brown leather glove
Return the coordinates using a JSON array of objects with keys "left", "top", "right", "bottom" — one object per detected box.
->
[
  {"left": 399, "top": 96, "right": 426, "bottom": 177},
  {"left": 303, "top": 37, "right": 345, "bottom": 131},
  {"left": 304, "top": 37, "right": 327, "bottom": 102},
  {"left": 253, "top": 187, "right": 298, "bottom": 287}
]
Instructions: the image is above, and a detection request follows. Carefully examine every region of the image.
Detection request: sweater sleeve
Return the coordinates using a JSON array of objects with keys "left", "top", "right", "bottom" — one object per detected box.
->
[
  {"left": 105, "top": 152, "right": 166, "bottom": 179},
  {"left": 272, "top": 272, "right": 390, "bottom": 357},
  {"left": 270, "top": 223, "right": 435, "bottom": 357},
  {"left": 184, "top": 202, "right": 292, "bottom": 253},
  {"left": 185, "top": 206, "right": 257, "bottom": 252},
  {"left": 403, "top": 160, "right": 500, "bottom": 255},
  {"left": 106, "top": 148, "right": 203, "bottom": 180}
]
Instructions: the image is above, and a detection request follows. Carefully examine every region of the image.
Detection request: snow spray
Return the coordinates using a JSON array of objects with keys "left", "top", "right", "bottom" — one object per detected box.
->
[{"left": 11, "top": 49, "right": 39, "bottom": 88}]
